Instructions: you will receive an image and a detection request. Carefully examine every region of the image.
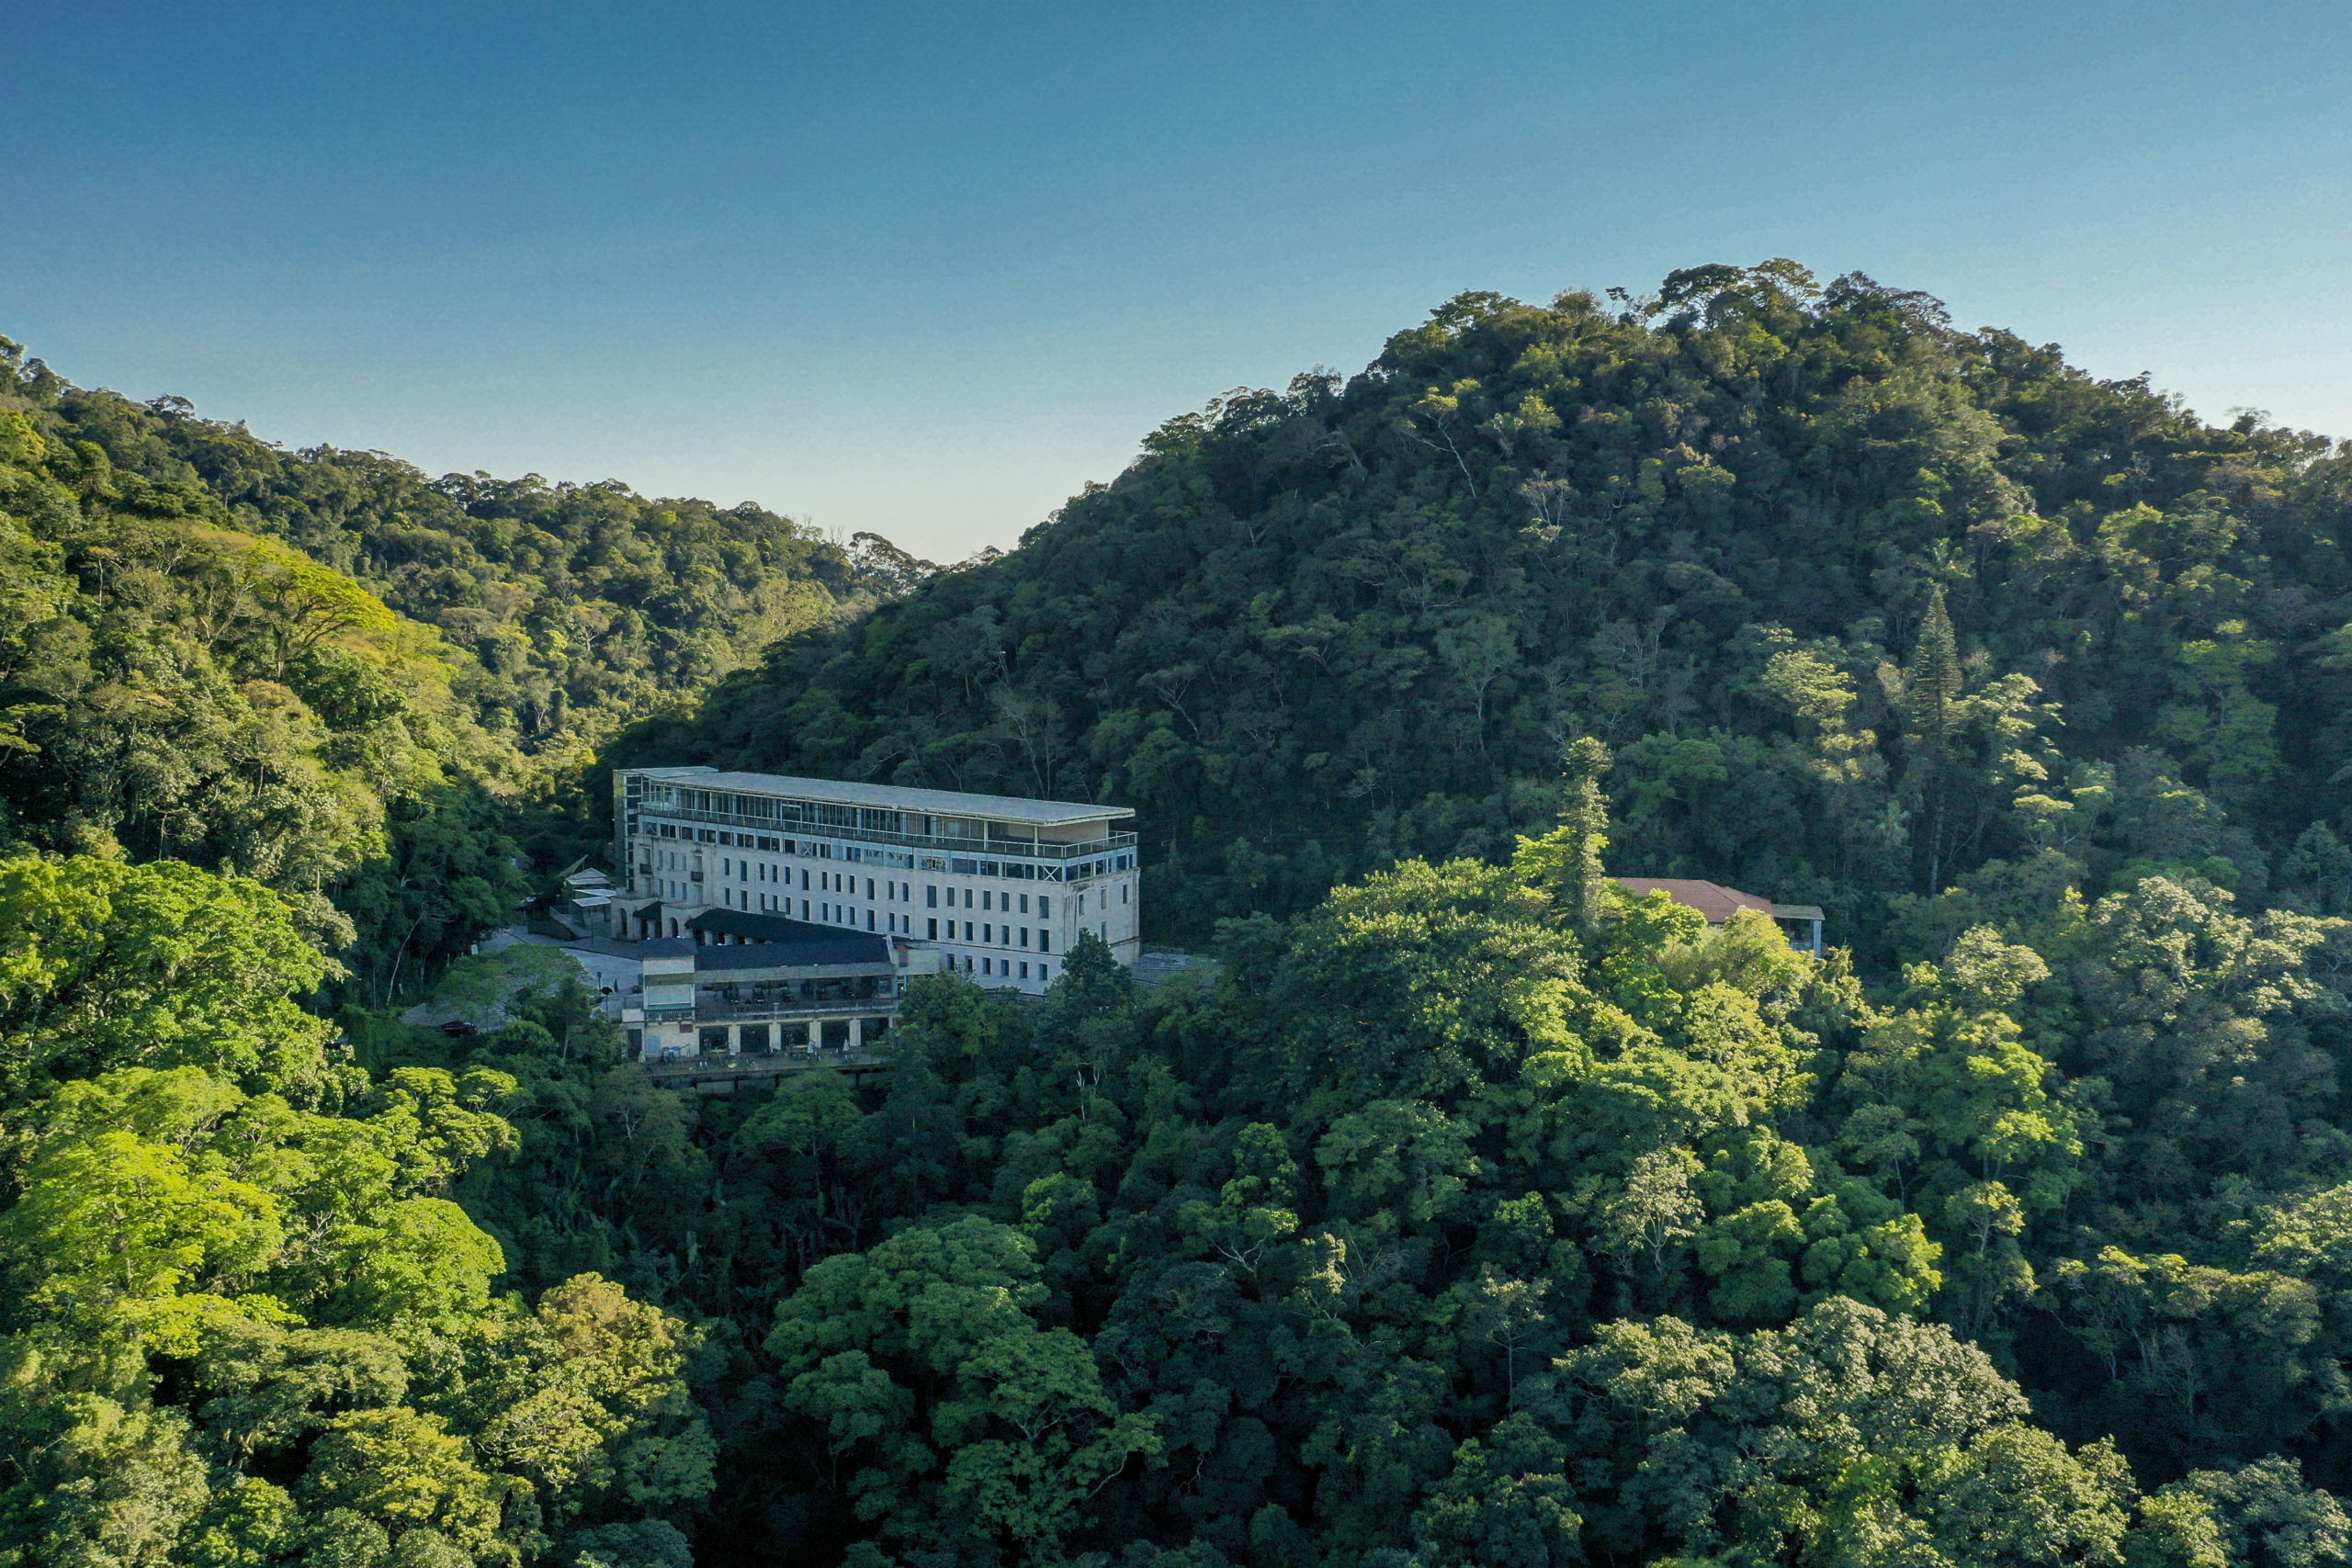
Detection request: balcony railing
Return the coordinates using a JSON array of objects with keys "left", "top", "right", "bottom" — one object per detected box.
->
[
  {"left": 694, "top": 996, "right": 896, "bottom": 1022},
  {"left": 639, "top": 803, "right": 1136, "bottom": 864}
]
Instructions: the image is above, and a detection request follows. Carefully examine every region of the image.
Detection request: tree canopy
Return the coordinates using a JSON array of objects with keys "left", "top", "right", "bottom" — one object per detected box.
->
[{"left": 10, "top": 265, "right": 2352, "bottom": 1567}]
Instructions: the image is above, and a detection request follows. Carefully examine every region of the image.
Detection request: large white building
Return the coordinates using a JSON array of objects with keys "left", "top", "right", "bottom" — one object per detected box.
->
[{"left": 610, "top": 766, "right": 1140, "bottom": 995}]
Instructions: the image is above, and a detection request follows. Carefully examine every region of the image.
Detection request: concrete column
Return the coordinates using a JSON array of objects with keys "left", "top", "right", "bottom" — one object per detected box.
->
[{"left": 848, "top": 1016, "right": 863, "bottom": 1052}]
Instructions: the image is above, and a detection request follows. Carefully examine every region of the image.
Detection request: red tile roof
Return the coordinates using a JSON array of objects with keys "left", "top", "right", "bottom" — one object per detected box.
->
[{"left": 1612, "top": 877, "right": 1775, "bottom": 924}]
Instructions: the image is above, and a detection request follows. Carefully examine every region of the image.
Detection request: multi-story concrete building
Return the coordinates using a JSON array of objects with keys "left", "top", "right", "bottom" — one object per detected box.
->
[{"left": 610, "top": 766, "right": 1140, "bottom": 995}]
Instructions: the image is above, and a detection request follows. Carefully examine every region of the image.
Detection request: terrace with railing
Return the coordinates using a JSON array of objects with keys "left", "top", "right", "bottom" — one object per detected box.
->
[
  {"left": 690, "top": 994, "right": 898, "bottom": 1024},
  {"left": 643, "top": 799, "right": 1136, "bottom": 864}
]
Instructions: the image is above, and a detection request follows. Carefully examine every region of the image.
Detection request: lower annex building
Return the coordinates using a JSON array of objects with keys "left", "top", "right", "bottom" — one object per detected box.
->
[{"left": 556, "top": 767, "right": 1139, "bottom": 1062}]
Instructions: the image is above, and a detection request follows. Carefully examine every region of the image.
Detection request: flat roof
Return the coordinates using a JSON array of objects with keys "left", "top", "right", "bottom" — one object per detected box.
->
[{"left": 627, "top": 765, "right": 1132, "bottom": 829}]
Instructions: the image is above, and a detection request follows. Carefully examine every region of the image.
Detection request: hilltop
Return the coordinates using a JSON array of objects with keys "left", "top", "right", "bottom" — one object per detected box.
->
[{"left": 651, "top": 263, "right": 2352, "bottom": 966}]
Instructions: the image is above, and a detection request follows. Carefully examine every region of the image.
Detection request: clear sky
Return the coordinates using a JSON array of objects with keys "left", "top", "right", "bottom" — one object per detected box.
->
[{"left": 6, "top": 2, "right": 2348, "bottom": 560}]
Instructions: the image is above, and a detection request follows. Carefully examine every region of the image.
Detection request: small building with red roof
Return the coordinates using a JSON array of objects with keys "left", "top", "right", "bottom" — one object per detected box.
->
[{"left": 1612, "top": 878, "right": 1825, "bottom": 957}]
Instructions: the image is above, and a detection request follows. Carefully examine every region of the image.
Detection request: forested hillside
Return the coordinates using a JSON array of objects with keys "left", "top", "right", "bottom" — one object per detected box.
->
[
  {"left": 670, "top": 263, "right": 2352, "bottom": 957},
  {"left": 0, "top": 335, "right": 892, "bottom": 998},
  {"left": 22, "top": 355, "right": 890, "bottom": 755},
  {"left": 11, "top": 268, "right": 2352, "bottom": 1568}
]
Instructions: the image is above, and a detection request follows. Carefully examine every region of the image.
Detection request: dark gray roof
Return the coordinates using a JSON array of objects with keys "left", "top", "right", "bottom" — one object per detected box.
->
[
  {"left": 694, "top": 942, "right": 893, "bottom": 974},
  {"left": 562, "top": 936, "right": 695, "bottom": 960},
  {"left": 686, "top": 908, "right": 892, "bottom": 969}
]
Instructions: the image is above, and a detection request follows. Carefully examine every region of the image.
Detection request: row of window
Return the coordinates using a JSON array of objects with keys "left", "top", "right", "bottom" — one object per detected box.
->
[
  {"left": 706, "top": 887, "right": 1065, "bottom": 953},
  {"left": 712, "top": 856, "right": 1070, "bottom": 916},
  {"left": 642, "top": 784, "right": 981, "bottom": 840},
  {"left": 926, "top": 919, "right": 1053, "bottom": 950},
  {"left": 944, "top": 954, "right": 1047, "bottom": 982},
  {"left": 695, "top": 850, "right": 1132, "bottom": 917},
  {"left": 637, "top": 821, "right": 1136, "bottom": 883}
]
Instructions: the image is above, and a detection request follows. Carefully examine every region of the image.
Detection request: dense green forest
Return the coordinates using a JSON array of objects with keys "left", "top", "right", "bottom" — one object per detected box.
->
[
  {"left": 0, "top": 337, "right": 893, "bottom": 998},
  {"left": 37, "top": 365, "right": 895, "bottom": 756},
  {"left": 11, "top": 264, "right": 2352, "bottom": 1568},
  {"left": 660, "top": 263, "right": 2352, "bottom": 956}
]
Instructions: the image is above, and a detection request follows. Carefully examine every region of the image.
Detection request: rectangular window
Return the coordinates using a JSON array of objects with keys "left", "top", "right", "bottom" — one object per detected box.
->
[
  {"left": 964, "top": 889, "right": 974, "bottom": 908},
  {"left": 928, "top": 918, "right": 938, "bottom": 940},
  {"left": 1122, "top": 884, "right": 1129, "bottom": 904},
  {"left": 866, "top": 910, "right": 875, "bottom": 931},
  {"left": 983, "top": 924, "right": 992, "bottom": 943},
  {"left": 1020, "top": 927, "right": 1030, "bottom": 948},
  {"left": 802, "top": 899, "right": 810, "bottom": 919},
  {"left": 1019, "top": 894, "right": 1030, "bottom": 914},
  {"left": 926, "top": 885, "right": 937, "bottom": 908},
  {"left": 865, "top": 877, "right": 875, "bottom": 899},
  {"left": 800, "top": 869, "right": 809, "bottom": 890},
  {"left": 1040, "top": 896, "right": 1052, "bottom": 917},
  {"left": 1040, "top": 931, "right": 1052, "bottom": 953},
  {"left": 963, "top": 921, "right": 973, "bottom": 941},
  {"left": 1020, "top": 962, "right": 1030, "bottom": 979}
]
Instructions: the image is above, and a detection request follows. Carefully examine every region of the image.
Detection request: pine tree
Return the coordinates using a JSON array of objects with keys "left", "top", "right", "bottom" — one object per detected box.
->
[
  {"left": 1905, "top": 585, "right": 1963, "bottom": 752},
  {"left": 1514, "top": 736, "right": 1613, "bottom": 931},
  {"left": 1899, "top": 585, "right": 1965, "bottom": 894}
]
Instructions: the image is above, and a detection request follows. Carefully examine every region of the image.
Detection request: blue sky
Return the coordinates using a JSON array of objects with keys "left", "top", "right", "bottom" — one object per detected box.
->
[{"left": 6, "top": 2, "right": 2348, "bottom": 559}]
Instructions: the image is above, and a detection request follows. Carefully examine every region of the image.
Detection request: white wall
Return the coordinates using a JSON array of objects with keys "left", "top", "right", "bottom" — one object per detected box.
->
[{"left": 625, "top": 821, "right": 1138, "bottom": 994}]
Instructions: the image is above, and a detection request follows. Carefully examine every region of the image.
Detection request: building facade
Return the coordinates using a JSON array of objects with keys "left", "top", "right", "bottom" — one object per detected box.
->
[
  {"left": 628, "top": 923, "right": 910, "bottom": 1064},
  {"left": 610, "top": 766, "right": 1141, "bottom": 997}
]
